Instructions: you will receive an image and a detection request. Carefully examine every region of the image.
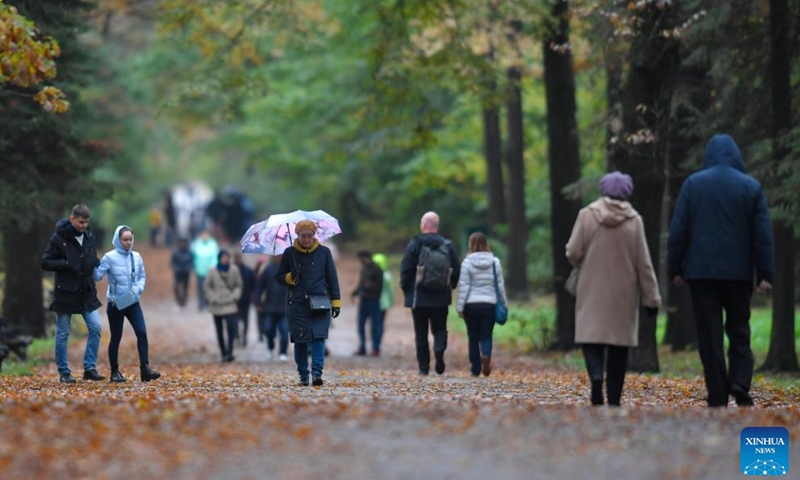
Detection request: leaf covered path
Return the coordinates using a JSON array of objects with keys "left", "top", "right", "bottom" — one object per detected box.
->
[{"left": 1, "top": 247, "right": 798, "bottom": 479}]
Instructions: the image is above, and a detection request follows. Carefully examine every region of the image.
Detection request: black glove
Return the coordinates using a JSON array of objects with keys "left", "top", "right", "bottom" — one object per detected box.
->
[
  {"left": 331, "top": 307, "right": 340, "bottom": 318},
  {"left": 645, "top": 307, "right": 659, "bottom": 319},
  {"left": 290, "top": 266, "right": 301, "bottom": 282}
]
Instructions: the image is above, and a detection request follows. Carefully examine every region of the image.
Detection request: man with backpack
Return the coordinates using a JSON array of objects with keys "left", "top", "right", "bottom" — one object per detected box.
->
[{"left": 400, "top": 211, "right": 460, "bottom": 375}]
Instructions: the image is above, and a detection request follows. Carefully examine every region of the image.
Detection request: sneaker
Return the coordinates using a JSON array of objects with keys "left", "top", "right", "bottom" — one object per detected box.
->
[
  {"left": 110, "top": 370, "right": 126, "bottom": 383},
  {"left": 83, "top": 369, "right": 105, "bottom": 381},
  {"left": 312, "top": 376, "right": 323, "bottom": 387},
  {"left": 353, "top": 348, "right": 366, "bottom": 357},
  {"left": 434, "top": 351, "right": 445, "bottom": 375},
  {"left": 730, "top": 385, "right": 754, "bottom": 407},
  {"left": 481, "top": 355, "right": 491, "bottom": 377},
  {"left": 298, "top": 377, "right": 309, "bottom": 387},
  {"left": 370, "top": 349, "right": 380, "bottom": 357},
  {"left": 59, "top": 373, "right": 76, "bottom": 384},
  {"left": 265, "top": 350, "right": 273, "bottom": 360},
  {"left": 279, "top": 354, "right": 288, "bottom": 362}
]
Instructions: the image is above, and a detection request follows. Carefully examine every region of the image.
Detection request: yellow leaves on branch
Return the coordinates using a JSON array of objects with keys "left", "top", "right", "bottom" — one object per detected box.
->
[{"left": 0, "top": 1, "right": 69, "bottom": 112}]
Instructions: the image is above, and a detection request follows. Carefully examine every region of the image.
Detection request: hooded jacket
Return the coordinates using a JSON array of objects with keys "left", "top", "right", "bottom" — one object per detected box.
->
[
  {"left": 455, "top": 252, "right": 507, "bottom": 313},
  {"left": 566, "top": 197, "right": 661, "bottom": 346},
  {"left": 94, "top": 225, "right": 147, "bottom": 305},
  {"left": 41, "top": 218, "right": 102, "bottom": 314},
  {"left": 399, "top": 233, "right": 460, "bottom": 308},
  {"left": 668, "top": 134, "right": 774, "bottom": 283}
]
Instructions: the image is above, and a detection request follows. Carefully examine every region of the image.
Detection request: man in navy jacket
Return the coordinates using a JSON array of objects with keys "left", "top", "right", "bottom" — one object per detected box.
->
[{"left": 668, "top": 134, "right": 774, "bottom": 407}]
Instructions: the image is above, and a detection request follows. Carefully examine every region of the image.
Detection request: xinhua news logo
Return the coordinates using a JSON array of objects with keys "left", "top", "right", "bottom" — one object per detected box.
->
[{"left": 740, "top": 426, "right": 789, "bottom": 476}]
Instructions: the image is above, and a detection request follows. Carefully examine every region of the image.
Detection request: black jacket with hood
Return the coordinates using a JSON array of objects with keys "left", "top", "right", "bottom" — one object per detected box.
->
[
  {"left": 41, "top": 218, "right": 102, "bottom": 314},
  {"left": 399, "top": 233, "right": 460, "bottom": 308}
]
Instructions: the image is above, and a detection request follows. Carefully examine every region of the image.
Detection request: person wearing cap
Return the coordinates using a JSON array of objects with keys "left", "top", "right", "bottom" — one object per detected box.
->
[
  {"left": 276, "top": 220, "right": 341, "bottom": 387},
  {"left": 566, "top": 171, "right": 661, "bottom": 406},
  {"left": 668, "top": 134, "right": 774, "bottom": 408}
]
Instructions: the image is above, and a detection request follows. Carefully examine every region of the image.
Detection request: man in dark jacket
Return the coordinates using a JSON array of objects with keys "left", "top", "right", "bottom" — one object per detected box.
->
[
  {"left": 400, "top": 211, "right": 460, "bottom": 375},
  {"left": 668, "top": 134, "right": 774, "bottom": 407},
  {"left": 255, "top": 255, "right": 289, "bottom": 360},
  {"left": 41, "top": 204, "right": 105, "bottom": 383},
  {"left": 351, "top": 250, "right": 384, "bottom": 356},
  {"left": 170, "top": 237, "right": 193, "bottom": 311}
]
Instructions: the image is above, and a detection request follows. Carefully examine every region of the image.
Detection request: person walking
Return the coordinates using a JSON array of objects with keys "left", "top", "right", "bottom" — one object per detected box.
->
[
  {"left": 275, "top": 220, "right": 341, "bottom": 387},
  {"left": 372, "top": 253, "right": 394, "bottom": 355},
  {"left": 41, "top": 204, "right": 105, "bottom": 383},
  {"left": 668, "top": 134, "right": 774, "bottom": 408},
  {"left": 255, "top": 255, "right": 289, "bottom": 361},
  {"left": 566, "top": 172, "right": 661, "bottom": 406},
  {"left": 233, "top": 252, "right": 256, "bottom": 347},
  {"left": 351, "top": 250, "right": 384, "bottom": 356},
  {"left": 399, "top": 211, "right": 460, "bottom": 375},
  {"left": 170, "top": 237, "right": 193, "bottom": 311},
  {"left": 455, "top": 232, "right": 507, "bottom": 377},
  {"left": 191, "top": 230, "right": 219, "bottom": 311},
  {"left": 94, "top": 226, "right": 161, "bottom": 382},
  {"left": 204, "top": 250, "right": 243, "bottom": 362}
]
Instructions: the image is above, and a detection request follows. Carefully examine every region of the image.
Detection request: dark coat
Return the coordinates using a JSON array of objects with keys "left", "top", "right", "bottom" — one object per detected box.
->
[
  {"left": 668, "top": 134, "right": 774, "bottom": 284},
  {"left": 276, "top": 241, "right": 341, "bottom": 342},
  {"left": 255, "top": 262, "right": 286, "bottom": 315},
  {"left": 353, "top": 262, "right": 383, "bottom": 301},
  {"left": 41, "top": 218, "right": 102, "bottom": 314},
  {"left": 237, "top": 263, "right": 256, "bottom": 309},
  {"left": 399, "top": 233, "right": 460, "bottom": 308},
  {"left": 171, "top": 247, "right": 193, "bottom": 275}
]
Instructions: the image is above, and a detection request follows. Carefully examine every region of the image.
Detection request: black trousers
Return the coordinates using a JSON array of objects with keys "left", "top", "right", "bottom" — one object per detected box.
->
[
  {"left": 411, "top": 307, "right": 449, "bottom": 373},
  {"left": 213, "top": 314, "right": 238, "bottom": 358},
  {"left": 689, "top": 280, "right": 754, "bottom": 407},
  {"left": 174, "top": 272, "right": 190, "bottom": 307},
  {"left": 581, "top": 344, "right": 628, "bottom": 405}
]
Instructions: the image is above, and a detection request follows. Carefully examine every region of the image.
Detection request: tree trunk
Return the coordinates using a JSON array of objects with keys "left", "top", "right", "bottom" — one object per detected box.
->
[
  {"left": 504, "top": 66, "right": 528, "bottom": 300},
  {"left": 762, "top": 0, "right": 799, "bottom": 372},
  {"left": 483, "top": 105, "right": 506, "bottom": 236},
  {"left": 2, "top": 220, "right": 49, "bottom": 337},
  {"left": 543, "top": 0, "right": 582, "bottom": 351},
  {"left": 616, "top": 2, "right": 680, "bottom": 372}
]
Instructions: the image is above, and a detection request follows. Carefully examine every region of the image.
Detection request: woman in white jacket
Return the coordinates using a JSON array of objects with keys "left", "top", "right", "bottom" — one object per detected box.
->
[
  {"left": 94, "top": 226, "right": 160, "bottom": 382},
  {"left": 456, "top": 232, "right": 507, "bottom": 376}
]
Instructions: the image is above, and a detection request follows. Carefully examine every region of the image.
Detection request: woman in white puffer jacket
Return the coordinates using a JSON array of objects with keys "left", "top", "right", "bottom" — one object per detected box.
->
[
  {"left": 94, "top": 225, "right": 160, "bottom": 383},
  {"left": 456, "top": 232, "right": 507, "bottom": 377}
]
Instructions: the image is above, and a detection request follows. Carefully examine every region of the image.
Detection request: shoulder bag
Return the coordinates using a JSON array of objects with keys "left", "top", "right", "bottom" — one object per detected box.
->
[{"left": 492, "top": 261, "right": 508, "bottom": 325}]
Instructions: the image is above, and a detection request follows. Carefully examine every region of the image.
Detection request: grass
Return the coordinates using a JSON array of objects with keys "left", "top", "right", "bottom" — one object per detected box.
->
[{"left": 0, "top": 337, "right": 55, "bottom": 376}]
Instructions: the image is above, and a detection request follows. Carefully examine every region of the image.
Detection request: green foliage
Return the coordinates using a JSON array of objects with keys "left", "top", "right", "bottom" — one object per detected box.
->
[{"left": 0, "top": 337, "right": 54, "bottom": 376}]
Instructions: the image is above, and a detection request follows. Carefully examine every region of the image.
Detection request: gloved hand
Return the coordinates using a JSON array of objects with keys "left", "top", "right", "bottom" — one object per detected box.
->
[
  {"left": 331, "top": 307, "right": 340, "bottom": 318},
  {"left": 645, "top": 307, "right": 659, "bottom": 319},
  {"left": 290, "top": 266, "right": 301, "bottom": 282}
]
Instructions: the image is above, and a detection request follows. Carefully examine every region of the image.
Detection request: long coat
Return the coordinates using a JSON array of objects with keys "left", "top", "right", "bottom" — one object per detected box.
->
[
  {"left": 41, "top": 218, "right": 102, "bottom": 314},
  {"left": 276, "top": 240, "right": 341, "bottom": 343},
  {"left": 204, "top": 265, "right": 243, "bottom": 316},
  {"left": 566, "top": 197, "right": 661, "bottom": 347}
]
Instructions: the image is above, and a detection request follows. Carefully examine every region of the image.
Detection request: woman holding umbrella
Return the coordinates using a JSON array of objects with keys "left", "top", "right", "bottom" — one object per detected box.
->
[{"left": 276, "top": 220, "right": 341, "bottom": 387}]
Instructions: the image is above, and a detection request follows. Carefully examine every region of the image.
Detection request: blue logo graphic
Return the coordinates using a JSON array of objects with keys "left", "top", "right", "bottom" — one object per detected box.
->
[{"left": 741, "top": 427, "right": 789, "bottom": 476}]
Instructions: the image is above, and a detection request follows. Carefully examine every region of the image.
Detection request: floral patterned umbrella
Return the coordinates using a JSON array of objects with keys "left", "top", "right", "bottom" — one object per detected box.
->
[{"left": 240, "top": 210, "right": 341, "bottom": 255}]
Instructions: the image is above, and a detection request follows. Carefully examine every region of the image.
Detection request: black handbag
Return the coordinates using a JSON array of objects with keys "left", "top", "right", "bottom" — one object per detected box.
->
[{"left": 307, "top": 294, "right": 332, "bottom": 312}]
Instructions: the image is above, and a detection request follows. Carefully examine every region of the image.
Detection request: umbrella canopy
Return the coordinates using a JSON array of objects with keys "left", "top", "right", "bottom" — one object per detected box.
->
[{"left": 240, "top": 210, "right": 341, "bottom": 255}]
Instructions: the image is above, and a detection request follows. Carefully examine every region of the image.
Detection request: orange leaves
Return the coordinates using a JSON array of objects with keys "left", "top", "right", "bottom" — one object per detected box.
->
[{"left": 0, "top": 1, "right": 68, "bottom": 112}]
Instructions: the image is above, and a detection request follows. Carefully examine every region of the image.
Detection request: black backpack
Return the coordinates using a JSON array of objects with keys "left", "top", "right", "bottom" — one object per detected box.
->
[{"left": 415, "top": 240, "right": 453, "bottom": 290}]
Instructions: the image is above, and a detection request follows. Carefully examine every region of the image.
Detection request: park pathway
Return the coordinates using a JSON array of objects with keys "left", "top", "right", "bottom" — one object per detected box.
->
[{"left": 0, "top": 245, "right": 798, "bottom": 479}]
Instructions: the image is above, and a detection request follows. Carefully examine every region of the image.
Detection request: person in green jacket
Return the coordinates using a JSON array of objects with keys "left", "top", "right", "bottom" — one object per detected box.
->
[
  {"left": 372, "top": 253, "right": 394, "bottom": 356},
  {"left": 190, "top": 230, "right": 219, "bottom": 311}
]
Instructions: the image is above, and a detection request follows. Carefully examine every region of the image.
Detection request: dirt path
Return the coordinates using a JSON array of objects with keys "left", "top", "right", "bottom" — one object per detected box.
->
[{"left": 1, "top": 245, "right": 798, "bottom": 479}]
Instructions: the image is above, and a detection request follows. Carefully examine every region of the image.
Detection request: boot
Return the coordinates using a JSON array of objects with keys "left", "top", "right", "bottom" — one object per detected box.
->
[
  {"left": 110, "top": 369, "right": 126, "bottom": 383},
  {"left": 590, "top": 379, "right": 604, "bottom": 406},
  {"left": 140, "top": 364, "right": 161, "bottom": 382},
  {"left": 434, "top": 350, "right": 445, "bottom": 375}
]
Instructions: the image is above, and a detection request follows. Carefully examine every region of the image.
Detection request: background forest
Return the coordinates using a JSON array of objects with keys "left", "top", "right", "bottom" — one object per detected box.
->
[{"left": 2, "top": 0, "right": 800, "bottom": 373}]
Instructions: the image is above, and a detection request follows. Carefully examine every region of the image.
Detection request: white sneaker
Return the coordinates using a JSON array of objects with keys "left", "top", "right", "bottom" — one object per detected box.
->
[
  {"left": 265, "top": 351, "right": 273, "bottom": 360},
  {"left": 279, "top": 354, "right": 288, "bottom": 362}
]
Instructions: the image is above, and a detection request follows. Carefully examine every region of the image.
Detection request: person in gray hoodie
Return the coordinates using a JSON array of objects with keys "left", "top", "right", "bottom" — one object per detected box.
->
[{"left": 456, "top": 232, "right": 507, "bottom": 376}]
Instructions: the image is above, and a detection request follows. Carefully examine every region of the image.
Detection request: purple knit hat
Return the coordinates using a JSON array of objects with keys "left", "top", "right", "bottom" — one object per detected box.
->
[{"left": 599, "top": 171, "right": 634, "bottom": 200}]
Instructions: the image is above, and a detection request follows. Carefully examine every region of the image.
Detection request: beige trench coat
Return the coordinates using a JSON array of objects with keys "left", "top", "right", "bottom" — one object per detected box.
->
[{"left": 566, "top": 197, "right": 661, "bottom": 347}]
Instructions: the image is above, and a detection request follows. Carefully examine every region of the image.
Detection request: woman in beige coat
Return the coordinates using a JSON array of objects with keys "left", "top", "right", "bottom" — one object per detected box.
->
[
  {"left": 204, "top": 250, "right": 243, "bottom": 362},
  {"left": 566, "top": 172, "right": 661, "bottom": 406}
]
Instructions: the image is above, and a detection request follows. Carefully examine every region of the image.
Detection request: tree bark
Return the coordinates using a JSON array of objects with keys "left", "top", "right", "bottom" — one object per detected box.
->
[
  {"left": 504, "top": 65, "right": 528, "bottom": 300},
  {"left": 616, "top": 2, "right": 681, "bottom": 372},
  {"left": 2, "top": 220, "right": 49, "bottom": 337},
  {"left": 543, "top": 0, "right": 582, "bottom": 351},
  {"left": 483, "top": 105, "right": 506, "bottom": 236},
  {"left": 762, "top": 0, "right": 799, "bottom": 372}
]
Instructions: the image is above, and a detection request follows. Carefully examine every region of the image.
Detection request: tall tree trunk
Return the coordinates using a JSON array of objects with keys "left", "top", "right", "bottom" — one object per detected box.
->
[
  {"left": 543, "top": 0, "right": 582, "bottom": 351},
  {"left": 2, "top": 221, "right": 48, "bottom": 337},
  {"left": 504, "top": 65, "right": 528, "bottom": 299},
  {"left": 483, "top": 104, "right": 506, "bottom": 236},
  {"left": 617, "top": 1, "right": 680, "bottom": 372},
  {"left": 762, "top": 0, "right": 799, "bottom": 372}
]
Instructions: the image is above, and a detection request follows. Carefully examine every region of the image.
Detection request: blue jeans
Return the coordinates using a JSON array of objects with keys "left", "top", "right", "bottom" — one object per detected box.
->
[
  {"left": 107, "top": 302, "right": 149, "bottom": 368},
  {"left": 55, "top": 309, "right": 102, "bottom": 375},
  {"left": 294, "top": 339, "right": 325, "bottom": 379},
  {"left": 357, "top": 299, "right": 384, "bottom": 353},
  {"left": 196, "top": 275, "right": 207, "bottom": 310},
  {"left": 463, "top": 303, "right": 495, "bottom": 376},
  {"left": 263, "top": 312, "right": 289, "bottom": 355}
]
